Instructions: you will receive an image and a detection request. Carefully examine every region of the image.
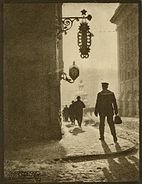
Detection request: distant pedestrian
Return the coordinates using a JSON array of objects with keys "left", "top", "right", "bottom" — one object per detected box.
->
[
  {"left": 94, "top": 82, "right": 118, "bottom": 143},
  {"left": 63, "top": 105, "right": 69, "bottom": 122},
  {"left": 62, "top": 107, "right": 65, "bottom": 121},
  {"left": 74, "top": 96, "right": 85, "bottom": 129},
  {"left": 69, "top": 101, "right": 76, "bottom": 125}
]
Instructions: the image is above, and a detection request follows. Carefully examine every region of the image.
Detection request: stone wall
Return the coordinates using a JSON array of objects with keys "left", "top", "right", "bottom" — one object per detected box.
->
[{"left": 4, "top": 3, "right": 63, "bottom": 148}]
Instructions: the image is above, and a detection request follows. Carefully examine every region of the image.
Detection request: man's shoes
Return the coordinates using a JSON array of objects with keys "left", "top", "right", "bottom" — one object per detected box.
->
[{"left": 113, "top": 137, "right": 118, "bottom": 143}]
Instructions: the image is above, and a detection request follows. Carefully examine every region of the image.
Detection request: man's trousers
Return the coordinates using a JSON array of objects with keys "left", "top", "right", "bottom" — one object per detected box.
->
[{"left": 99, "top": 115, "right": 117, "bottom": 139}]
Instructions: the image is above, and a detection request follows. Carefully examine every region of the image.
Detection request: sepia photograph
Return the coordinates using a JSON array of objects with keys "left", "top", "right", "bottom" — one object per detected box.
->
[{"left": 1, "top": 0, "right": 140, "bottom": 183}]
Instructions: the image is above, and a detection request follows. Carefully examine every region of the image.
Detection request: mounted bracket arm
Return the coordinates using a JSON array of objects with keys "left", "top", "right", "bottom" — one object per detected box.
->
[
  {"left": 60, "top": 72, "right": 74, "bottom": 83},
  {"left": 57, "top": 9, "right": 92, "bottom": 35}
]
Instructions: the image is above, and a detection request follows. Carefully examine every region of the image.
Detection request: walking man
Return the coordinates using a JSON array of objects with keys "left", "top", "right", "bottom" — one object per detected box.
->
[
  {"left": 69, "top": 101, "right": 76, "bottom": 125},
  {"left": 63, "top": 105, "right": 69, "bottom": 122},
  {"left": 94, "top": 82, "right": 118, "bottom": 143},
  {"left": 74, "top": 96, "right": 85, "bottom": 129}
]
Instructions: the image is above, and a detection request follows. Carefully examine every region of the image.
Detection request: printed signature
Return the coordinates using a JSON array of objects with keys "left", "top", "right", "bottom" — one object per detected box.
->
[{"left": 7, "top": 170, "right": 41, "bottom": 182}]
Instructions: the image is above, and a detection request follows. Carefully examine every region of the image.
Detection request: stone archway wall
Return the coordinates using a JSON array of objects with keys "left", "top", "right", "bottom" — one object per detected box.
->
[
  {"left": 4, "top": 3, "right": 63, "bottom": 148},
  {"left": 133, "top": 90, "right": 139, "bottom": 117}
]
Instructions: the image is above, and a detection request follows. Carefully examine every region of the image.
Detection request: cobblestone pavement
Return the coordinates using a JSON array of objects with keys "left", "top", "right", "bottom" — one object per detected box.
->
[
  {"left": 84, "top": 115, "right": 139, "bottom": 144},
  {"left": 4, "top": 117, "right": 139, "bottom": 183}
]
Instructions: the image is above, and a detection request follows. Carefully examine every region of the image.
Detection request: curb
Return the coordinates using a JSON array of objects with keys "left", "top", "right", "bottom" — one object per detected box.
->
[{"left": 54, "top": 143, "right": 138, "bottom": 162}]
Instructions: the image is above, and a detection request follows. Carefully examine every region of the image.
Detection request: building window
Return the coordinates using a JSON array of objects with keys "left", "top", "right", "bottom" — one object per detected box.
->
[
  {"left": 120, "top": 71, "right": 122, "bottom": 81},
  {"left": 122, "top": 71, "right": 124, "bottom": 81},
  {"left": 135, "top": 69, "right": 137, "bottom": 77},
  {"left": 128, "top": 72, "right": 130, "bottom": 80},
  {"left": 124, "top": 71, "right": 126, "bottom": 81},
  {"left": 131, "top": 71, "right": 133, "bottom": 79},
  {"left": 120, "top": 71, "right": 123, "bottom": 81}
]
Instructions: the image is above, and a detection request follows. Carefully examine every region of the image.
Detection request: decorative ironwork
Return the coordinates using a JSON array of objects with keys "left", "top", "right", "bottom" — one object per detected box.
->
[
  {"left": 62, "top": 17, "right": 79, "bottom": 35},
  {"left": 60, "top": 62, "right": 79, "bottom": 83},
  {"left": 78, "top": 22, "right": 93, "bottom": 58},
  {"left": 59, "top": 9, "right": 92, "bottom": 35},
  {"left": 69, "top": 61, "right": 79, "bottom": 80},
  {"left": 57, "top": 9, "right": 93, "bottom": 60},
  {"left": 60, "top": 72, "right": 74, "bottom": 83}
]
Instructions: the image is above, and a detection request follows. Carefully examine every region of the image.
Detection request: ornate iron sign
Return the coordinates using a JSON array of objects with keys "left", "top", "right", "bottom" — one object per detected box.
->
[
  {"left": 59, "top": 10, "right": 93, "bottom": 83},
  {"left": 60, "top": 9, "right": 92, "bottom": 35},
  {"left": 78, "top": 22, "right": 92, "bottom": 58},
  {"left": 57, "top": 9, "right": 93, "bottom": 59},
  {"left": 69, "top": 61, "right": 79, "bottom": 81},
  {"left": 60, "top": 62, "right": 79, "bottom": 83}
]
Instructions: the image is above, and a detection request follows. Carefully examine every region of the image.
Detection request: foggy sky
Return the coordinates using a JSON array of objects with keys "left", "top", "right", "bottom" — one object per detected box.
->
[
  {"left": 62, "top": 3, "right": 119, "bottom": 71},
  {"left": 61, "top": 3, "right": 119, "bottom": 106}
]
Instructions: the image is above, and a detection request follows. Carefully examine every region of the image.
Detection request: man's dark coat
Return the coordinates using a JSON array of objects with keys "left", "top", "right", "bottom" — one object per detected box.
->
[
  {"left": 74, "top": 100, "right": 85, "bottom": 118},
  {"left": 95, "top": 90, "right": 118, "bottom": 116}
]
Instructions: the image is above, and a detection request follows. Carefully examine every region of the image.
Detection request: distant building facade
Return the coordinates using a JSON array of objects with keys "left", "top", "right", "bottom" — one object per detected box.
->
[
  {"left": 4, "top": 3, "right": 63, "bottom": 147},
  {"left": 110, "top": 4, "right": 139, "bottom": 117}
]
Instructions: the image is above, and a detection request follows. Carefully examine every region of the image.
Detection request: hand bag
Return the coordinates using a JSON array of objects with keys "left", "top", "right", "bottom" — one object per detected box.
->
[{"left": 114, "top": 115, "right": 122, "bottom": 124}]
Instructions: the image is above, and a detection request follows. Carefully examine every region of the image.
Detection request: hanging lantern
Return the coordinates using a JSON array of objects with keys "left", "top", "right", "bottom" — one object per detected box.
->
[
  {"left": 69, "top": 61, "right": 79, "bottom": 81},
  {"left": 77, "top": 22, "right": 93, "bottom": 58}
]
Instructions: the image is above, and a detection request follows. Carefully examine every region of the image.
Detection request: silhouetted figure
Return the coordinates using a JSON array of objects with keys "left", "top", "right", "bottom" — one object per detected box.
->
[
  {"left": 69, "top": 101, "right": 76, "bottom": 125},
  {"left": 94, "top": 82, "right": 118, "bottom": 143},
  {"left": 74, "top": 96, "right": 85, "bottom": 128},
  {"left": 63, "top": 105, "right": 69, "bottom": 122}
]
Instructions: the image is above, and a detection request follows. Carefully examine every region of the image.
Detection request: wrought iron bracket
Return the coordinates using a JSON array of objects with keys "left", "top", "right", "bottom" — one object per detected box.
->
[
  {"left": 60, "top": 72, "right": 74, "bottom": 83},
  {"left": 57, "top": 9, "right": 92, "bottom": 35}
]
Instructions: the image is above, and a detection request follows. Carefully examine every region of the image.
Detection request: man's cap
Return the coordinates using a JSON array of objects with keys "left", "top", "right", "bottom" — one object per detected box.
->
[
  {"left": 77, "top": 96, "right": 81, "bottom": 99},
  {"left": 101, "top": 82, "right": 109, "bottom": 86}
]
